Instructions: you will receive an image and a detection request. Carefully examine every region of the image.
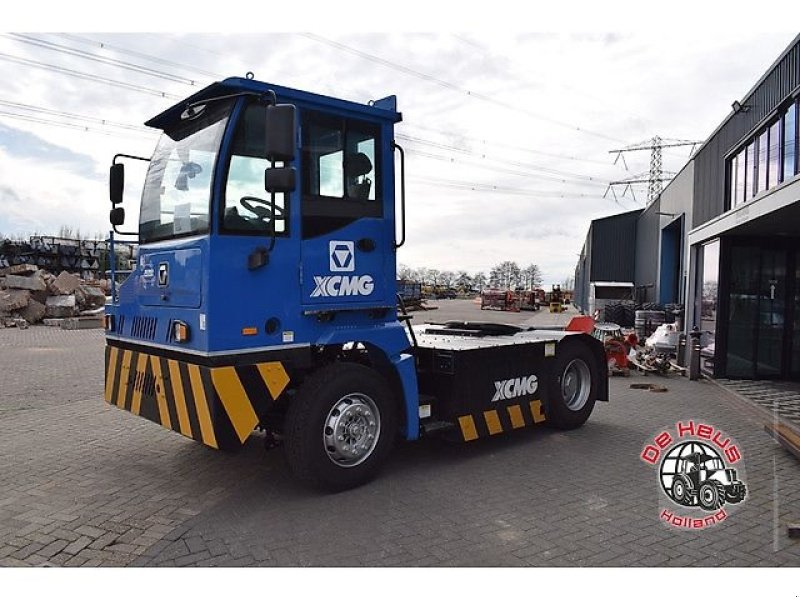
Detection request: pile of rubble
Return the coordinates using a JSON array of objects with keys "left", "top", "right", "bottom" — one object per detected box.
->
[{"left": 0, "top": 264, "right": 110, "bottom": 330}]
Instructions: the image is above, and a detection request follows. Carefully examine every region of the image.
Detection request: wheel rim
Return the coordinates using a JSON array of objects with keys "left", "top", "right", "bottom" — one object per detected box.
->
[
  {"left": 561, "top": 358, "right": 591, "bottom": 411},
  {"left": 701, "top": 487, "right": 714, "bottom": 506},
  {"left": 323, "top": 393, "right": 381, "bottom": 468},
  {"left": 674, "top": 481, "right": 684, "bottom": 500}
]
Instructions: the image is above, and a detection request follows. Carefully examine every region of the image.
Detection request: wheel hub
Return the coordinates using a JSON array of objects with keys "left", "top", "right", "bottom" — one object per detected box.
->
[
  {"left": 324, "top": 393, "right": 381, "bottom": 468},
  {"left": 561, "top": 358, "right": 591, "bottom": 411}
]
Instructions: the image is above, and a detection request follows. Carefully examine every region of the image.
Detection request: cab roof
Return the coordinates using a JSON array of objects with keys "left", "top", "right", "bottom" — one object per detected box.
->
[{"left": 145, "top": 77, "right": 402, "bottom": 131}]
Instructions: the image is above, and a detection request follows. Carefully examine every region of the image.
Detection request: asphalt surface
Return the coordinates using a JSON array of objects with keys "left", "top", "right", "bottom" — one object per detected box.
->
[{"left": 1, "top": 300, "right": 799, "bottom": 566}]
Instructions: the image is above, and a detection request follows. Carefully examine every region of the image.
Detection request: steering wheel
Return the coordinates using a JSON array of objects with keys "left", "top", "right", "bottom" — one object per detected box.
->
[{"left": 240, "top": 196, "right": 285, "bottom": 221}]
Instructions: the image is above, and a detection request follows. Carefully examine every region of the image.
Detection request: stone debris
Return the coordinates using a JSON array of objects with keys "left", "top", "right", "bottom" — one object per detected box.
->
[
  {"left": 50, "top": 271, "right": 82, "bottom": 295},
  {"left": 5, "top": 272, "right": 46, "bottom": 292},
  {"left": 0, "top": 263, "right": 38, "bottom": 276},
  {"left": 0, "top": 268, "right": 109, "bottom": 329},
  {"left": 19, "top": 299, "right": 46, "bottom": 324},
  {"left": 45, "top": 294, "right": 78, "bottom": 318},
  {"left": 0, "top": 289, "right": 31, "bottom": 312}
]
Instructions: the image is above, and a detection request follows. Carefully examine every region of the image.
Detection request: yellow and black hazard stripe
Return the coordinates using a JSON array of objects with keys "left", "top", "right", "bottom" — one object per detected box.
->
[
  {"left": 104, "top": 345, "right": 290, "bottom": 450},
  {"left": 456, "top": 400, "right": 546, "bottom": 442}
]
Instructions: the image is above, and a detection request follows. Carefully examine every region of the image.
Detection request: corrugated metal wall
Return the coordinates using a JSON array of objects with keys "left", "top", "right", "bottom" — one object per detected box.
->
[
  {"left": 634, "top": 198, "right": 661, "bottom": 302},
  {"left": 693, "top": 36, "right": 800, "bottom": 227},
  {"left": 589, "top": 210, "right": 642, "bottom": 282}
]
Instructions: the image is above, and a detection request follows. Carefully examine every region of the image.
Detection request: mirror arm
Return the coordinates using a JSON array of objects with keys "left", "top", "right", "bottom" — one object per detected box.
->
[
  {"left": 112, "top": 224, "right": 138, "bottom": 237},
  {"left": 113, "top": 153, "right": 150, "bottom": 165}
]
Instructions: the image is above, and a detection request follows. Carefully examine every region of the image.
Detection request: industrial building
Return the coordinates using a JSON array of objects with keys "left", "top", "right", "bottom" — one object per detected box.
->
[{"left": 575, "top": 33, "right": 800, "bottom": 381}]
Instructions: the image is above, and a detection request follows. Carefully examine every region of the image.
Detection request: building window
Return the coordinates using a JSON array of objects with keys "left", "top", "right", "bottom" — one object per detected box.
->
[
  {"left": 756, "top": 130, "right": 768, "bottom": 194},
  {"left": 783, "top": 102, "right": 797, "bottom": 182},
  {"left": 768, "top": 120, "right": 780, "bottom": 188},
  {"left": 732, "top": 147, "right": 746, "bottom": 208},
  {"left": 746, "top": 141, "right": 756, "bottom": 200},
  {"left": 726, "top": 100, "right": 800, "bottom": 212},
  {"left": 699, "top": 239, "right": 719, "bottom": 337}
]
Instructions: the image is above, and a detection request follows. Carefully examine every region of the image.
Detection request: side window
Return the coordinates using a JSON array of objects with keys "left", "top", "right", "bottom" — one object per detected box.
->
[
  {"left": 222, "top": 103, "right": 286, "bottom": 235},
  {"left": 302, "top": 112, "right": 381, "bottom": 239}
]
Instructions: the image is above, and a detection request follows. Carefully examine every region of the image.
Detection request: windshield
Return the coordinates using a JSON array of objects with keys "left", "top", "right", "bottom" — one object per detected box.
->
[
  {"left": 140, "top": 101, "right": 232, "bottom": 243},
  {"left": 702, "top": 458, "right": 725, "bottom": 470}
]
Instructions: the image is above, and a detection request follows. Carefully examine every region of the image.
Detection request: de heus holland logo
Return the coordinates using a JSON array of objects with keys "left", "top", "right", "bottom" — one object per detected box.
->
[
  {"left": 641, "top": 421, "right": 747, "bottom": 530},
  {"left": 492, "top": 375, "right": 538, "bottom": 402},
  {"left": 311, "top": 240, "right": 374, "bottom": 298}
]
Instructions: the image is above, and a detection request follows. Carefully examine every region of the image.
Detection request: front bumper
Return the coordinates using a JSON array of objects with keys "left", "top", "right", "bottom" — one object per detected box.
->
[{"left": 104, "top": 343, "right": 290, "bottom": 450}]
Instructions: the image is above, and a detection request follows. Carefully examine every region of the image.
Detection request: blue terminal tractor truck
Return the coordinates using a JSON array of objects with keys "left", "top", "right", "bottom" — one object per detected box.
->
[{"left": 104, "top": 75, "right": 609, "bottom": 490}]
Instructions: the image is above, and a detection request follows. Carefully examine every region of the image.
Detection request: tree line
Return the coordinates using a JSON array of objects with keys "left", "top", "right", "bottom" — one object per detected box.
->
[{"left": 398, "top": 261, "right": 544, "bottom": 291}]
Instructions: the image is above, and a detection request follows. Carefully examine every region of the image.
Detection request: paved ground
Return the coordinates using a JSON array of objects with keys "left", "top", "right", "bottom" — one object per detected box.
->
[{"left": 1, "top": 301, "right": 799, "bottom": 567}]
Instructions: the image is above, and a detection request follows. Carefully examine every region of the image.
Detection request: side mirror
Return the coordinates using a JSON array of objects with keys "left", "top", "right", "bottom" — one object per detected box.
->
[
  {"left": 110, "top": 207, "right": 125, "bottom": 226},
  {"left": 265, "top": 167, "right": 296, "bottom": 194},
  {"left": 265, "top": 104, "right": 297, "bottom": 163},
  {"left": 109, "top": 163, "right": 124, "bottom": 204}
]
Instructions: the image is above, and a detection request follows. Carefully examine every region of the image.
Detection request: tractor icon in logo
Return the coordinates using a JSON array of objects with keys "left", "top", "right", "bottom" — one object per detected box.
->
[
  {"left": 329, "top": 241, "right": 355, "bottom": 272},
  {"left": 659, "top": 441, "right": 746, "bottom": 511}
]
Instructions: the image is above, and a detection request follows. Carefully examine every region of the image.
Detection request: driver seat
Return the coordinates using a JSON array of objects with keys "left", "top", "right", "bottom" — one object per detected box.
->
[{"left": 344, "top": 152, "right": 372, "bottom": 199}]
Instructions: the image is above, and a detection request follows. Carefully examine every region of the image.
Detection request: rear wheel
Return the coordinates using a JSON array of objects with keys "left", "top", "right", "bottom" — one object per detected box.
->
[
  {"left": 547, "top": 342, "right": 598, "bottom": 430},
  {"left": 285, "top": 362, "right": 398, "bottom": 491},
  {"left": 671, "top": 476, "right": 691, "bottom": 505}
]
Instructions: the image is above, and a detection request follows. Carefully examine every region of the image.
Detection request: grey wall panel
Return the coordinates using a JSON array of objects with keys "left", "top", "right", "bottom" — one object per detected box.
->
[
  {"left": 589, "top": 210, "right": 642, "bottom": 282},
  {"left": 635, "top": 198, "right": 661, "bottom": 302}
]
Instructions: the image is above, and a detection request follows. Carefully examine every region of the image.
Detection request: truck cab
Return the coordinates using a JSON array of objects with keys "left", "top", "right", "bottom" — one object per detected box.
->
[{"left": 105, "top": 76, "right": 608, "bottom": 491}]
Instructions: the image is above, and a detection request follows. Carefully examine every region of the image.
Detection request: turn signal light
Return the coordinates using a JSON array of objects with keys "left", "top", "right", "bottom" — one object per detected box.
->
[
  {"left": 104, "top": 314, "right": 115, "bottom": 332},
  {"left": 173, "top": 321, "right": 190, "bottom": 343}
]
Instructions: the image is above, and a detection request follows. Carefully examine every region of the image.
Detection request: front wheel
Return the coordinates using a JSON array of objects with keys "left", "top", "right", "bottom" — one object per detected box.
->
[
  {"left": 546, "top": 341, "right": 599, "bottom": 430},
  {"left": 698, "top": 481, "right": 726, "bottom": 511},
  {"left": 284, "top": 362, "right": 398, "bottom": 491}
]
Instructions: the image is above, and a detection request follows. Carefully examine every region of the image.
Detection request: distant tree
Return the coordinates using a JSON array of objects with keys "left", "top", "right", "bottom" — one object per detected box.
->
[
  {"left": 455, "top": 271, "right": 472, "bottom": 291},
  {"left": 522, "top": 263, "right": 543, "bottom": 290},
  {"left": 428, "top": 268, "right": 441, "bottom": 287},
  {"left": 492, "top": 261, "right": 521, "bottom": 289},
  {"left": 562, "top": 276, "right": 575, "bottom": 291},
  {"left": 439, "top": 270, "right": 455, "bottom": 288},
  {"left": 488, "top": 267, "right": 500, "bottom": 288},
  {"left": 473, "top": 271, "right": 487, "bottom": 291},
  {"left": 398, "top": 263, "right": 415, "bottom": 280},
  {"left": 416, "top": 267, "right": 429, "bottom": 285}
]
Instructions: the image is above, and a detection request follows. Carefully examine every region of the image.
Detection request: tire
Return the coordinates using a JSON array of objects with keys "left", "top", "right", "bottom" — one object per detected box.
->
[
  {"left": 725, "top": 485, "right": 746, "bottom": 504},
  {"left": 546, "top": 341, "right": 599, "bottom": 430},
  {"left": 284, "top": 362, "right": 399, "bottom": 492},
  {"left": 671, "top": 476, "right": 691, "bottom": 506},
  {"left": 698, "top": 481, "right": 726, "bottom": 511}
]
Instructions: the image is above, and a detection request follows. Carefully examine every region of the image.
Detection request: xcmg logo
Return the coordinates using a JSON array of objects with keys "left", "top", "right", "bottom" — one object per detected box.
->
[
  {"left": 311, "top": 275, "right": 375, "bottom": 298},
  {"left": 492, "top": 375, "right": 538, "bottom": 402}
]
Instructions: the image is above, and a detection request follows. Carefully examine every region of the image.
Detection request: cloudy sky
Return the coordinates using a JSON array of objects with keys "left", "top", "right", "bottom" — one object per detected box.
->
[{"left": 0, "top": 7, "right": 795, "bottom": 284}]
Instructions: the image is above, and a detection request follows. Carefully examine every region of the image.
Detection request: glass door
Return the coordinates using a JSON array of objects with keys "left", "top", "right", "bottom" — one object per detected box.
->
[
  {"left": 791, "top": 251, "right": 800, "bottom": 378},
  {"left": 726, "top": 245, "right": 759, "bottom": 378},
  {"left": 756, "top": 248, "right": 786, "bottom": 378}
]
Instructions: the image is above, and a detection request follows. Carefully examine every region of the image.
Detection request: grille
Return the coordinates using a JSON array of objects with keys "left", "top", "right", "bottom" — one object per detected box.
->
[
  {"left": 130, "top": 316, "right": 158, "bottom": 340},
  {"left": 132, "top": 370, "right": 157, "bottom": 399}
]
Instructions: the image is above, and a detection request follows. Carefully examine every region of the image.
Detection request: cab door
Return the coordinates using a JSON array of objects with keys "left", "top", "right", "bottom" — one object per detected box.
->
[{"left": 299, "top": 112, "right": 393, "bottom": 310}]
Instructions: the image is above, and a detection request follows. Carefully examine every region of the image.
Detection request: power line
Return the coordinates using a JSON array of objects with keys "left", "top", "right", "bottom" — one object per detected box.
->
[
  {"left": 0, "top": 99, "right": 154, "bottom": 133},
  {"left": 3, "top": 33, "right": 199, "bottom": 86},
  {"left": 398, "top": 133, "right": 607, "bottom": 182},
  {"left": 413, "top": 175, "right": 600, "bottom": 199},
  {"left": 404, "top": 121, "right": 613, "bottom": 166},
  {"left": 406, "top": 147, "right": 607, "bottom": 188},
  {"left": 0, "top": 110, "right": 155, "bottom": 141},
  {"left": 301, "top": 33, "right": 626, "bottom": 144},
  {"left": 0, "top": 51, "right": 182, "bottom": 99},
  {"left": 53, "top": 33, "right": 224, "bottom": 80}
]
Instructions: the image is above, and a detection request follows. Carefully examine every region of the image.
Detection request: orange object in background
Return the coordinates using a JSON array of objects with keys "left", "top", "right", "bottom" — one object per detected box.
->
[{"left": 565, "top": 315, "right": 596, "bottom": 334}]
